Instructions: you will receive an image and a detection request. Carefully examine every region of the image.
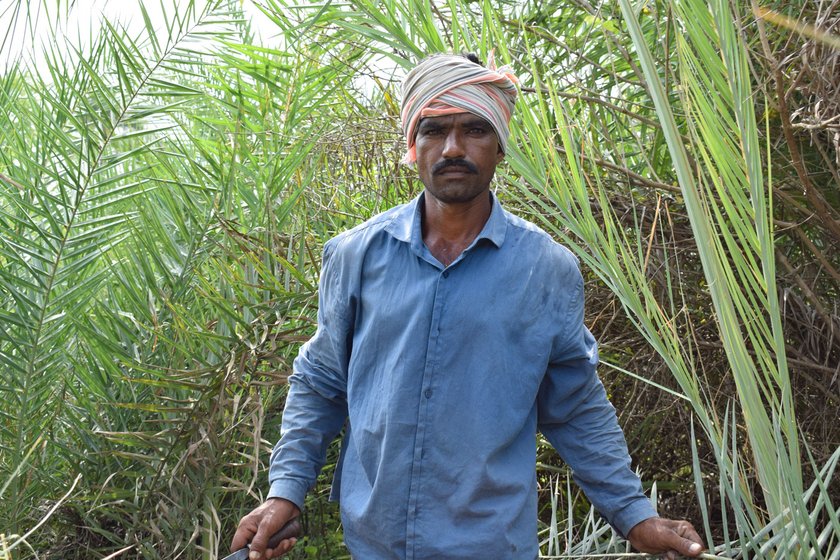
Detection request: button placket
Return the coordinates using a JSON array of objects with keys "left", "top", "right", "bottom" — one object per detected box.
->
[{"left": 405, "top": 270, "right": 448, "bottom": 558}]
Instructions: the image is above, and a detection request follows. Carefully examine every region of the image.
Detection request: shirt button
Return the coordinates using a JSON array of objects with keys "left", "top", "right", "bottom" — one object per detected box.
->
[
  {"left": 424, "top": 388, "right": 432, "bottom": 398},
  {"left": 442, "top": 271, "right": 449, "bottom": 278}
]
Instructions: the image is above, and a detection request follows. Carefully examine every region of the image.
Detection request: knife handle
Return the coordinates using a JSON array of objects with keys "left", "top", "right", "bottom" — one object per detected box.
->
[{"left": 265, "top": 518, "right": 302, "bottom": 549}]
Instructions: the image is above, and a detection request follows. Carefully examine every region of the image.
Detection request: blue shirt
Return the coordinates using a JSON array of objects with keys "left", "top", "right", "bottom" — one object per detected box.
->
[{"left": 268, "top": 192, "right": 656, "bottom": 559}]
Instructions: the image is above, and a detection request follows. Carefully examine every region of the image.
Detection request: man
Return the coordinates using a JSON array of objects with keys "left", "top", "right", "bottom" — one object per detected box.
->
[{"left": 232, "top": 53, "right": 705, "bottom": 560}]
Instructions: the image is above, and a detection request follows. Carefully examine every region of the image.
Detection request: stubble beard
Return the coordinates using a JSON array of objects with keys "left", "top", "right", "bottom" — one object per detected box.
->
[{"left": 423, "top": 173, "right": 495, "bottom": 205}]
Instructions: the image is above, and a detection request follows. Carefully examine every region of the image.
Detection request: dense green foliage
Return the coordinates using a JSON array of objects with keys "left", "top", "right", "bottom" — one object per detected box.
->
[{"left": 0, "top": 0, "right": 837, "bottom": 558}]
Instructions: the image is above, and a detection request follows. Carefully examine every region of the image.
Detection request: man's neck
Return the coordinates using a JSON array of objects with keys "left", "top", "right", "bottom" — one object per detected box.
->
[{"left": 421, "top": 191, "right": 492, "bottom": 267}]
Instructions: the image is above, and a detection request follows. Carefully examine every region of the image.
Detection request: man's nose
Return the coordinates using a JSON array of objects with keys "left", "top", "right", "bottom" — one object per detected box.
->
[{"left": 441, "top": 129, "right": 465, "bottom": 158}]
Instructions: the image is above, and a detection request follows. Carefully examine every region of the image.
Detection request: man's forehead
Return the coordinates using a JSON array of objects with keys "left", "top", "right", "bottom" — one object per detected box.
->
[{"left": 418, "top": 113, "right": 494, "bottom": 128}]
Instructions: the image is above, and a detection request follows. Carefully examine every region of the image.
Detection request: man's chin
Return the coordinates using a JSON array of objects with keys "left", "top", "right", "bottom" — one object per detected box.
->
[{"left": 425, "top": 182, "right": 491, "bottom": 204}]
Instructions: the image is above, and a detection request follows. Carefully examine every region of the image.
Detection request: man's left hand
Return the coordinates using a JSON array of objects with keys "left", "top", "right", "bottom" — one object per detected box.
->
[{"left": 627, "top": 516, "right": 705, "bottom": 559}]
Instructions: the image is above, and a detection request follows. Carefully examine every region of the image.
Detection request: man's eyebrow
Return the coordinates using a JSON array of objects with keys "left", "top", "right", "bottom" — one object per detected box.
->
[
  {"left": 461, "top": 118, "right": 492, "bottom": 129},
  {"left": 418, "top": 120, "right": 444, "bottom": 131}
]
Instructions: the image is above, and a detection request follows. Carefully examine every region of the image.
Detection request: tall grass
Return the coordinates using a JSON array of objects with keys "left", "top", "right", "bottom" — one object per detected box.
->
[
  {"left": 0, "top": 0, "right": 365, "bottom": 556},
  {"left": 0, "top": 0, "right": 835, "bottom": 558}
]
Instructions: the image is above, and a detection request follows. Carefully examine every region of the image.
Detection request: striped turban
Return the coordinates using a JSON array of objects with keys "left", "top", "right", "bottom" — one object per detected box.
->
[{"left": 400, "top": 52, "right": 519, "bottom": 164}]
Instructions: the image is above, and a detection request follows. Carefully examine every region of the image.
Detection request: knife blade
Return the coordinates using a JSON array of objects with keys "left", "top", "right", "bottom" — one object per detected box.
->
[{"left": 222, "top": 518, "right": 302, "bottom": 560}]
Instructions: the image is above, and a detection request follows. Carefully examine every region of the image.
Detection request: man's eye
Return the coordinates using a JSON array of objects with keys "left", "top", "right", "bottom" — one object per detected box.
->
[{"left": 469, "top": 127, "right": 488, "bottom": 134}]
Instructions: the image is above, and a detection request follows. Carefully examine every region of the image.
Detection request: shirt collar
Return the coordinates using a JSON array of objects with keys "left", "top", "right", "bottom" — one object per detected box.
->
[{"left": 385, "top": 190, "right": 508, "bottom": 250}]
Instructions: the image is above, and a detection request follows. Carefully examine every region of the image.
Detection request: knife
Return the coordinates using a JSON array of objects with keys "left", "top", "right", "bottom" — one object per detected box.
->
[{"left": 222, "top": 518, "right": 302, "bottom": 560}]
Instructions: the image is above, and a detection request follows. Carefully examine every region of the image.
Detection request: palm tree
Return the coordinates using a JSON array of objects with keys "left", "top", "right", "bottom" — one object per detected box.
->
[{"left": 0, "top": 0, "right": 836, "bottom": 558}]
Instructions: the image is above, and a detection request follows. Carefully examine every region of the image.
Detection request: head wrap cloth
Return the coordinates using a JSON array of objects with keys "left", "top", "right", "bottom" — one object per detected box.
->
[{"left": 400, "top": 53, "right": 519, "bottom": 163}]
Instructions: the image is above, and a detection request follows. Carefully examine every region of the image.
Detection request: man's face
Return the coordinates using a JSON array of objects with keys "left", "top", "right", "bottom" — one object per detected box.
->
[{"left": 414, "top": 113, "right": 504, "bottom": 204}]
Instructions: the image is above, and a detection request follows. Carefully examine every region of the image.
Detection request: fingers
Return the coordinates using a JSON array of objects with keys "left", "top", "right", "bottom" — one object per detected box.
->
[
  {"left": 676, "top": 534, "right": 704, "bottom": 557},
  {"left": 264, "top": 537, "right": 298, "bottom": 559},
  {"left": 231, "top": 515, "right": 257, "bottom": 551},
  {"left": 674, "top": 520, "right": 704, "bottom": 556},
  {"left": 669, "top": 535, "right": 703, "bottom": 557},
  {"left": 231, "top": 499, "right": 301, "bottom": 559},
  {"left": 249, "top": 514, "right": 281, "bottom": 553},
  {"left": 663, "top": 520, "right": 704, "bottom": 558},
  {"left": 627, "top": 516, "right": 705, "bottom": 557}
]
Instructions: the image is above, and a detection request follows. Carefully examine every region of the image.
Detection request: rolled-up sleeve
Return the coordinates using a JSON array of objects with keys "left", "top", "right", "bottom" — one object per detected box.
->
[
  {"left": 537, "top": 264, "right": 656, "bottom": 537},
  {"left": 268, "top": 241, "right": 352, "bottom": 509}
]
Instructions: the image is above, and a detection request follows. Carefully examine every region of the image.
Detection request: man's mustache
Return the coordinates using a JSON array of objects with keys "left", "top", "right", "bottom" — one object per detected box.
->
[{"left": 433, "top": 159, "right": 478, "bottom": 174}]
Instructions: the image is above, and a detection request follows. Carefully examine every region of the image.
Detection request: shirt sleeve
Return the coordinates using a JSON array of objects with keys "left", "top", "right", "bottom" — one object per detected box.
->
[
  {"left": 536, "top": 259, "right": 657, "bottom": 537},
  {"left": 267, "top": 240, "right": 352, "bottom": 510}
]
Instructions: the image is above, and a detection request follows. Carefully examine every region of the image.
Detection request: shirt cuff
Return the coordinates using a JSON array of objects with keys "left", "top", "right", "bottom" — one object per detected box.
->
[
  {"left": 610, "top": 496, "right": 658, "bottom": 538},
  {"left": 267, "top": 479, "right": 309, "bottom": 512}
]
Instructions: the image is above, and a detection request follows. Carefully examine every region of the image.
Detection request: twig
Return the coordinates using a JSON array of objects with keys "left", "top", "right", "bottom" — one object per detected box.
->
[
  {"left": 518, "top": 87, "right": 661, "bottom": 129},
  {"left": 0, "top": 533, "right": 9, "bottom": 560},
  {"left": 693, "top": 338, "right": 840, "bottom": 403},
  {"left": 751, "top": 0, "right": 840, "bottom": 244},
  {"left": 755, "top": 6, "right": 840, "bottom": 49},
  {"left": 776, "top": 248, "right": 840, "bottom": 349},
  {"left": 790, "top": 225, "right": 840, "bottom": 287},
  {"left": 101, "top": 546, "right": 136, "bottom": 560},
  {"left": 539, "top": 554, "right": 733, "bottom": 559},
  {"left": 0, "top": 171, "right": 25, "bottom": 191},
  {"left": 6, "top": 474, "right": 82, "bottom": 553},
  {"left": 554, "top": 145, "right": 681, "bottom": 194}
]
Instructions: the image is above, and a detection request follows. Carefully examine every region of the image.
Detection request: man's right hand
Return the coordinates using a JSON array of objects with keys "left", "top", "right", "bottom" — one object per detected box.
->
[{"left": 231, "top": 497, "right": 301, "bottom": 559}]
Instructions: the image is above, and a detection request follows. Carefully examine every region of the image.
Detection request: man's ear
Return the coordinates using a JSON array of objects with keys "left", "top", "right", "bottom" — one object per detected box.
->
[{"left": 496, "top": 146, "right": 505, "bottom": 165}]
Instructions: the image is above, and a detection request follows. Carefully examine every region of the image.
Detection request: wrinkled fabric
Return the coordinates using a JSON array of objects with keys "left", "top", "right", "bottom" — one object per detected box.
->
[
  {"left": 401, "top": 53, "right": 518, "bottom": 163},
  {"left": 268, "top": 192, "right": 657, "bottom": 559}
]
